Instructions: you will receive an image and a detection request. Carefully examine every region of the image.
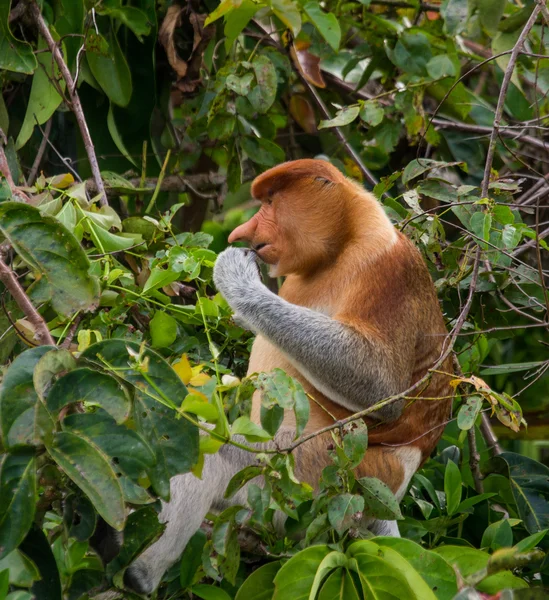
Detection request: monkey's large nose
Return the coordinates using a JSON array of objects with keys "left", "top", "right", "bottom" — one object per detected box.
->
[{"left": 228, "top": 215, "right": 258, "bottom": 244}]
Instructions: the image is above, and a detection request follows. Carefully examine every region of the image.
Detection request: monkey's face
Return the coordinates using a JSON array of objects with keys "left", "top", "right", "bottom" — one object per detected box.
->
[{"left": 228, "top": 199, "right": 288, "bottom": 276}]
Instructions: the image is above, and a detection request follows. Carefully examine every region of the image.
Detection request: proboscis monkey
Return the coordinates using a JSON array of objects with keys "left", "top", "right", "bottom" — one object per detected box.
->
[{"left": 125, "top": 159, "right": 453, "bottom": 593}]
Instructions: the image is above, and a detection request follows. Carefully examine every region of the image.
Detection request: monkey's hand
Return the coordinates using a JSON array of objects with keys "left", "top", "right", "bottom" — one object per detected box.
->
[{"left": 213, "top": 247, "right": 263, "bottom": 319}]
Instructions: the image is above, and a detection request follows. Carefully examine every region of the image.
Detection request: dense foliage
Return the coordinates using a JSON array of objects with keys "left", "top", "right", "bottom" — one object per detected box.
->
[{"left": 1, "top": 0, "right": 549, "bottom": 598}]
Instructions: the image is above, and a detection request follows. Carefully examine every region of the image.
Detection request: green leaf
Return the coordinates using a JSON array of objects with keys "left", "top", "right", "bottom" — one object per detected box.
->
[
  {"left": 192, "top": 584, "right": 232, "bottom": 600},
  {"left": 433, "top": 546, "right": 527, "bottom": 594},
  {"left": 514, "top": 530, "right": 548, "bottom": 553},
  {"left": 87, "top": 29, "right": 132, "bottom": 107},
  {"left": 328, "top": 494, "right": 364, "bottom": 535},
  {"left": 205, "top": 0, "right": 239, "bottom": 26},
  {"left": 426, "top": 54, "right": 456, "bottom": 79},
  {"left": 62, "top": 410, "right": 155, "bottom": 481},
  {"left": 481, "top": 519, "right": 513, "bottom": 551},
  {"left": 485, "top": 452, "right": 549, "bottom": 533},
  {"left": 0, "top": 202, "right": 100, "bottom": 316},
  {"left": 231, "top": 416, "right": 272, "bottom": 442},
  {"left": 19, "top": 524, "right": 62, "bottom": 600},
  {"left": 82, "top": 340, "right": 198, "bottom": 500},
  {"left": 271, "top": 0, "right": 301, "bottom": 36},
  {"left": 374, "top": 537, "right": 458, "bottom": 600},
  {"left": 16, "top": 41, "right": 65, "bottom": 149},
  {"left": 310, "top": 551, "right": 348, "bottom": 598},
  {"left": 385, "top": 33, "right": 432, "bottom": 76},
  {"left": 359, "top": 100, "right": 384, "bottom": 127},
  {"left": 444, "top": 460, "right": 462, "bottom": 516},
  {"left": 235, "top": 561, "right": 281, "bottom": 600},
  {"left": 225, "top": 465, "right": 263, "bottom": 499},
  {"left": 208, "top": 113, "right": 236, "bottom": 141},
  {"left": 303, "top": 2, "right": 341, "bottom": 52},
  {"left": 255, "top": 369, "right": 309, "bottom": 437},
  {"left": 318, "top": 569, "right": 362, "bottom": 600},
  {"left": 346, "top": 540, "right": 420, "bottom": 600},
  {"left": 106, "top": 506, "right": 164, "bottom": 582},
  {"left": 248, "top": 55, "right": 278, "bottom": 114},
  {"left": 348, "top": 540, "right": 436, "bottom": 600},
  {"left": 97, "top": 4, "right": 151, "bottom": 41},
  {"left": 319, "top": 105, "right": 360, "bottom": 129},
  {"left": 180, "top": 394, "right": 219, "bottom": 422},
  {"left": 479, "top": 0, "right": 506, "bottom": 34},
  {"left": 357, "top": 476, "right": 403, "bottom": 520},
  {"left": 273, "top": 545, "right": 330, "bottom": 599},
  {"left": 480, "top": 361, "right": 546, "bottom": 376},
  {"left": 0, "top": 1, "right": 37, "bottom": 74},
  {"left": 402, "top": 158, "right": 464, "bottom": 184},
  {"left": 150, "top": 311, "right": 178, "bottom": 348},
  {"left": 343, "top": 423, "right": 368, "bottom": 468},
  {"left": 457, "top": 396, "right": 483, "bottom": 430},
  {"left": 469, "top": 211, "right": 492, "bottom": 247},
  {"left": 0, "top": 452, "right": 36, "bottom": 559},
  {"left": 107, "top": 104, "right": 138, "bottom": 167},
  {"left": 441, "top": 0, "right": 468, "bottom": 35},
  {"left": 47, "top": 368, "right": 130, "bottom": 423},
  {"left": 0, "top": 345, "right": 56, "bottom": 449},
  {"left": 0, "top": 550, "right": 39, "bottom": 587},
  {"left": 83, "top": 214, "right": 136, "bottom": 253},
  {"left": 240, "top": 136, "right": 285, "bottom": 166},
  {"left": 46, "top": 431, "right": 126, "bottom": 530},
  {"left": 180, "top": 530, "right": 208, "bottom": 589},
  {"left": 224, "top": 1, "right": 262, "bottom": 51}
]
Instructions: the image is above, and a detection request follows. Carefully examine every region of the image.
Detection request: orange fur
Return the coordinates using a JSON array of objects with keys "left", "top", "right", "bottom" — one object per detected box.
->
[{"left": 233, "top": 159, "right": 453, "bottom": 496}]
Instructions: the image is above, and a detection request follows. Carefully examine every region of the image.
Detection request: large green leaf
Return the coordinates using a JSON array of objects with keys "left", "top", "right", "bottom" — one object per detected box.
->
[
  {"left": 87, "top": 28, "right": 132, "bottom": 107},
  {"left": 0, "top": 346, "right": 56, "bottom": 449},
  {"left": 62, "top": 410, "right": 155, "bottom": 481},
  {"left": 485, "top": 452, "right": 549, "bottom": 534},
  {"left": 273, "top": 545, "right": 330, "bottom": 599},
  {"left": 235, "top": 561, "right": 281, "bottom": 600},
  {"left": 373, "top": 538, "right": 457, "bottom": 600},
  {"left": 303, "top": 2, "right": 341, "bottom": 52},
  {"left": 0, "top": 452, "right": 36, "bottom": 559},
  {"left": 0, "top": 1, "right": 37, "bottom": 74},
  {"left": 81, "top": 340, "right": 198, "bottom": 500},
  {"left": 15, "top": 41, "right": 65, "bottom": 149},
  {"left": 47, "top": 368, "right": 130, "bottom": 423},
  {"left": 19, "top": 525, "right": 62, "bottom": 600},
  {"left": 248, "top": 55, "right": 278, "bottom": 114},
  {"left": 349, "top": 540, "right": 432, "bottom": 600},
  {"left": 106, "top": 506, "right": 164, "bottom": 584},
  {"left": 46, "top": 431, "right": 126, "bottom": 530},
  {"left": 0, "top": 203, "right": 100, "bottom": 316}
]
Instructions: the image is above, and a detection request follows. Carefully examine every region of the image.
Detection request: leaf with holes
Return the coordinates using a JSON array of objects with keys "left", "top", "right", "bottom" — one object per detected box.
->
[{"left": 0, "top": 202, "right": 100, "bottom": 316}]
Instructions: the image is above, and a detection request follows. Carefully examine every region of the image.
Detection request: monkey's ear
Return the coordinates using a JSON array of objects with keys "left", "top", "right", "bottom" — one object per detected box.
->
[{"left": 251, "top": 159, "right": 345, "bottom": 200}]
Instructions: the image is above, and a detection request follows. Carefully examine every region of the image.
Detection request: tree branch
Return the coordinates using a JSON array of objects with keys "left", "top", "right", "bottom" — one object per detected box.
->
[
  {"left": 481, "top": 3, "right": 542, "bottom": 198},
  {"left": 30, "top": 1, "right": 108, "bottom": 206},
  {"left": 85, "top": 172, "right": 225, "bottom": 197},
  {"left": 0, "top": 257, "right": 55, "bottom": 346}
]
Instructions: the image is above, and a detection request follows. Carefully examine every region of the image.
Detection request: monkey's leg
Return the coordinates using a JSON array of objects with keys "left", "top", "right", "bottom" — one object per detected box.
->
[{"left": 124, "top": 443, "right": 252, "bottom": 594}]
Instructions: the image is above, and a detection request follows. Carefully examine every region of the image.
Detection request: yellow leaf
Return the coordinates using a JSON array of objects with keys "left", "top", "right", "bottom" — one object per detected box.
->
[
  {"left": 173, "top": 354, "right": 192, "bottom": 384},
  {"left": 190, "top": 371, "right": 211, "bottom": 387},
  {"left": 186, "top": 388, "right": 209, "bottom": 402}
]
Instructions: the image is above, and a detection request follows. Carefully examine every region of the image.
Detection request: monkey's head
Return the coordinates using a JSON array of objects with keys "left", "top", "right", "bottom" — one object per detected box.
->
[{"left": 228, "top": 159, "right": 358, "bottom": 277}]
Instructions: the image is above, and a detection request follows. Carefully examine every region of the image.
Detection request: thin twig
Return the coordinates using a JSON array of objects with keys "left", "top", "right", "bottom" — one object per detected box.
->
[
  {"left": 468, "top": 427, "right": 484, "bottom": 493},
  {"left": 30, "top": 1, "right": 108, "bottom": 206},
  {"left": 60, "top": 314, "right": 82, "bottom": 349},
  {"left": 481, "top": 3, "right": 542, "bottom": 198},
  {"left": 0, "top": 258, "right": 55, "bottom": 346},
  {"left": 28, "top": 118, "right": 53, "bottom": 185}
]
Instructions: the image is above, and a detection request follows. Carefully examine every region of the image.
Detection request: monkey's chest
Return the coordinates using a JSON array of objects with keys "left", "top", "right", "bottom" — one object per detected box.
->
[{"left": 248, "top": 335, "right": 355, "bottom": 433}]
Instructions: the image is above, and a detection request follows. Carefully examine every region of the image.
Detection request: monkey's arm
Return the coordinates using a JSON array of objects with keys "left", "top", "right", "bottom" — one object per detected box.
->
[{"left": 214, "top": 248, "right": 409, "bottom": 420}]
